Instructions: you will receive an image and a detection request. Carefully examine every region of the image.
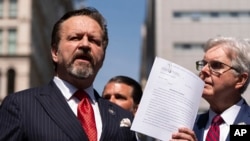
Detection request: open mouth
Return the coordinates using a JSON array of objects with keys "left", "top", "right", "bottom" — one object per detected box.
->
[{"left": 74, "top": 53, "right": 92, "bottom": 63}]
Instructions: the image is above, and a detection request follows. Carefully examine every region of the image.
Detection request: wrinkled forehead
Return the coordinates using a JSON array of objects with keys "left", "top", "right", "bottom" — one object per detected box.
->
[
  {"left": 205, "top": 44, "right": 235, "bottom": 61},
  {"left": 61, "top": 16, "right": 101, "bottom": 30}
]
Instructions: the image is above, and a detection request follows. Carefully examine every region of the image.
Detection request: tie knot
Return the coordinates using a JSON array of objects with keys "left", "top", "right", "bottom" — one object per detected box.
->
[
  {"left": 74, "top": 90, "right": 88, "bottom": 101},
  {"left": 212, "top": 115, "right": 224, "bottom": 125}
]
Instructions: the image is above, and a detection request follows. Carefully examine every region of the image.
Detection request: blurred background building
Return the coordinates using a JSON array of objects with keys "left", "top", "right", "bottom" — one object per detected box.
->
[
  {"left": 0, "top": 0, "right": 73, "bottom": 103},
  {"left": 140, "top": 0, "right": 250, "bottom": 112}
]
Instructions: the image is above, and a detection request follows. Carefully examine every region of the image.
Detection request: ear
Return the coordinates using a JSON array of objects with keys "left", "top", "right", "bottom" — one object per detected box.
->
[
  {"left": 51, "top": 46, "right": 58, "bottom": 63},
  {"left": 133, "top": 104, "right": 139, "bottom": 115},
  {"left": 235, "top": 72, "right": 249, "bottom": 89}
]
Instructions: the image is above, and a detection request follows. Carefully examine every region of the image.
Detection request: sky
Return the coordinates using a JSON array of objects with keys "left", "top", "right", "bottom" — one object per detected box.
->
[{"left": 74, "top": 1, "right": 147, "bottom": 94}]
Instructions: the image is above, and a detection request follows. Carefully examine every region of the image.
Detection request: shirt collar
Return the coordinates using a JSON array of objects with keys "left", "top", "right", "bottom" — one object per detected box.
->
[
  {"left": 53, "top": 76, "right": 96, "bottom": 103},
  {"left": 208, "top": 99, "right": 244, "bottom": 125}
]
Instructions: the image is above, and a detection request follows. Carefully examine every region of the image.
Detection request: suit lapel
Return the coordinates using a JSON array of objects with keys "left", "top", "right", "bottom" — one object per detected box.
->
[
  {"left": 234, "top": 100, "right": 250, "bottom": 124},
  {"left": 226, "top": 100, "right": 250, "bottom": 141},
  {"left": 195, "top": 100, "right": 250, "bottom": 141},
  {"left": 36, "top": 81, "right": 88, "bottom": 141},
  {"left": 194, "top": 112, "right": 209, "bottom": 141},
  {"left": 95, "top": 93, "right": 119, "bottom": 141}
]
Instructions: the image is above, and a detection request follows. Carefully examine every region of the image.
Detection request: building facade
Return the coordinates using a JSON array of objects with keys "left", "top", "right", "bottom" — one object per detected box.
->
[
  {"left": 0, "top": 0, "right": 73, "bottom": 103},
  {"left": 140, "top": 0, "right": 250, "bottom": 111}
]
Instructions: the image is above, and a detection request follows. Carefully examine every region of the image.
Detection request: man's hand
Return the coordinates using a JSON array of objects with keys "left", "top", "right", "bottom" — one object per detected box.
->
[{"left": 170, "top": 127, "right": 197, "bottom": 141}]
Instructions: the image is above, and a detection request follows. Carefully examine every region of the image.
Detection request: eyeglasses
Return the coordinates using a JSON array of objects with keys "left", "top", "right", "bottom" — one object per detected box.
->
[{"left": 196, "top": 60, "right": 239, "bottom": 75}]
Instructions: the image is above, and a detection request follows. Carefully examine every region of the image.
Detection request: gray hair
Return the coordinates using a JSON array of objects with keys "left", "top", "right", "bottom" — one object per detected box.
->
[{"left": 204, "top": 36, "right": 250, "bottom": 94}]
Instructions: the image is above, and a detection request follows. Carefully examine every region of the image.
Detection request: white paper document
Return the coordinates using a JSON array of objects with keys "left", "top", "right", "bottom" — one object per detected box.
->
[{"left": 131, "top": 57, "right": 205, "bottom": 140}]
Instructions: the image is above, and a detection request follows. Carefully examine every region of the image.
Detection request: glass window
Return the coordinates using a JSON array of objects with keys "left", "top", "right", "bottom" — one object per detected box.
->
[
  {"left": 191, "top": 12, "right": 201, "bottom": 21},
  {"left": 173, "top": 11, "right": 250, "bottom": 20},
  {"left": 0, "top": 69, "right": 1, "bottom": 97},
  {"left": 210, "top": 12, "right": 219, "bottom": 17},
  {"left": 173, "top": 12, "right": 182, "bottom": 18},
  {"left": 230, "top": 12, "right": 238, "bottom": 17},
  {"left": 0, "top": 29, "right": 2, "bottom": 53},
  {"left": 0, "top": 0, "right": 3, "bottom": 18},
  {"left": 8, "top": 29, "right": 17, "bottom": 54},
  {"left": 7, "top": 68, "right": 15, "bottom": 95},
  {"left": 174, "top": 43, "right": 204, "bottom": 50},
  {"left": 9, "top": 0, "right": 17, "bottom": 18}
]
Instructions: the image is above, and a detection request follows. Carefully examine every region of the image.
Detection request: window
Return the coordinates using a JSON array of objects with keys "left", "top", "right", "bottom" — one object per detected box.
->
[
  {"left": 210, "top": 12, "right": 219, "bottom": 17},
  {"left": 9, "top": 0, "right": 17, "bottom": 18},
  {"left": 0, "top": 0, "right": 3, "bottom": 18},
  {"left": 0, "top": 69, "right": 1, "bottom": 96},
  {"left": 0, "top": 29, "right": 2, "bottom": 53},
  {"left": 173, "top": 12, "right": 182, "bottom": 18},
  {"left": 7, "top": 68, "right": 15, "bottom": 95},
  {"left": 230, "top": 12, "right": 238, "bottom": 17},
  {"left": 8, "top": 29, "right": 17, "bottom": 54},
  {"left": 173, "top": 11, "right": 250, "bottom": 21},
  {"left": 191, "top": 12, "right": 201, "bottom": 21},
  {"left": 174, "top": 43, "right": 204, "bottom": 50}
]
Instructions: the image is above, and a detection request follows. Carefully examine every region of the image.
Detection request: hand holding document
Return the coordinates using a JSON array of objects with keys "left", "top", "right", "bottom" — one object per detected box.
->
[{"left": 131, "top": 57, "right": 204, "bottom": 140}]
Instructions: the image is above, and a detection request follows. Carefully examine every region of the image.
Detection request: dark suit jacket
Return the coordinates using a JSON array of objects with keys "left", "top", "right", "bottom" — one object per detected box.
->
[
  {"left": 0, "top": 80, "right": 136, "bottom": 141},
  {"left": 193, "top": 99, "right": 250, "bottom": 141}
]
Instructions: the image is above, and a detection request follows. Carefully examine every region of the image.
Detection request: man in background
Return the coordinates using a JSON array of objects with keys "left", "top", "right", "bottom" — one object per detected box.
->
[
  {"left": 102, "top": 75, "right": 142, "bottom": 115},
  {"left": 102, "top": 75, "right": 160, "bottom": 141}
]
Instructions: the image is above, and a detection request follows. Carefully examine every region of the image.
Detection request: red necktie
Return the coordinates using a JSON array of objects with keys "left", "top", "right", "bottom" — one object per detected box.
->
[
  {"left": 206, "top": 115, "right": 224, "bottom": 141},
  {"left": 75, "top": 90, "right": 97, "bottom": 141}
]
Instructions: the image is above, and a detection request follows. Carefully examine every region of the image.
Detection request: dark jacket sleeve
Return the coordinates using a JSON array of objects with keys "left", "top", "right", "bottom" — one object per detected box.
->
[{"left": 0, "top": 93, "right": 24, "bottom": 141}]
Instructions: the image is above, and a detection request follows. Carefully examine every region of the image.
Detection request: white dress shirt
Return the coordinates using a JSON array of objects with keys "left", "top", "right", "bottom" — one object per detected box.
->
[
  {"left": 53, "top": 76, "right": 102, "bottom": 140},
  {"left": 203, "top": 99, "right": 244, "bottom": 141}
]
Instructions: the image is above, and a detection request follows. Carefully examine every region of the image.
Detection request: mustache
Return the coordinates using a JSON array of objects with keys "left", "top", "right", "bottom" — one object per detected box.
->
[{"left": 72, "top": 51, "right": 94, "bottom": 64}]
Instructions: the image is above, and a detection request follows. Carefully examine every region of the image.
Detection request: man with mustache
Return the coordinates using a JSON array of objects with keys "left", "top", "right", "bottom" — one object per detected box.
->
[{"left": 0, "top": 7, "right": 136, "bottom": 141}]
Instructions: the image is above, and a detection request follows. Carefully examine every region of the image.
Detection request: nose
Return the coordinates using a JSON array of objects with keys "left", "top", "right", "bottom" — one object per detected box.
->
[
  {"left": 82, "top": 35, "right": 90, "bottom": 45},
  {"left": 78, "top": 35, "right": 90, "bottom": 48},
  {"left": 109, "top": 96, "right": 116, "bottom": 103},
  {"left": 201, "top": 62, "right": 211, "bottom": 72},
  {"left": 77, "top": 36, "right": 91, "bottom": 53},
  {"left": 199, "top": 64, "right": 210, "bottom": 79}
]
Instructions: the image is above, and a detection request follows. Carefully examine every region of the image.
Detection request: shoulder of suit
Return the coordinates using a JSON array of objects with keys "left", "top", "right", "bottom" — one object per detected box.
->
[{"left": 98, "top": 98, "right": 134, "bottom": 116}]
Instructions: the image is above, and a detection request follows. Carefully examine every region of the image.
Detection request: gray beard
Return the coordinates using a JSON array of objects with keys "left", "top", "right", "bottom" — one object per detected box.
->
[{"left": 67, "top": 63, "right": 94, "bottom": 79}]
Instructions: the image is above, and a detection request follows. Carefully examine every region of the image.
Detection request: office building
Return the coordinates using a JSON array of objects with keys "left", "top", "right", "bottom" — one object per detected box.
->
[{"left": 0, "top": 0, "right": 73, "bottom": 103}]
